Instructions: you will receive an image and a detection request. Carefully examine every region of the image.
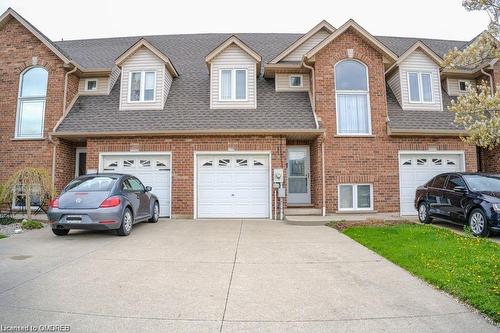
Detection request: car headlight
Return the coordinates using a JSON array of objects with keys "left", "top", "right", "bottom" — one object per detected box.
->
[{"left": 493, "top": 203, "right": 500, "bottom": 212}]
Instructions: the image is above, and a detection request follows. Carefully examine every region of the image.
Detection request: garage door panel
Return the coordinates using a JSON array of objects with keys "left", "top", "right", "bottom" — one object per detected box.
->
[
  {"left": 197, "top": 154, "right": 270, "bottom": 219},
  {"left": 101, "top": 154, "right": 171, "bottom": 217},
  {"left": 399, "top": 153, "right": 462, "bottom": 215}
]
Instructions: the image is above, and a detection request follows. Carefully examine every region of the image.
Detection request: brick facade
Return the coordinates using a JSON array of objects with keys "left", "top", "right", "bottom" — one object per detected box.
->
[
  {"left": 85, "top": 136, "right": 287, "bottom": 218},
  {"left": 0, "top": 18, "right": 77, "bottom": 191},
  {"left": 312, "top": 28, "right": 477, "bottom": 213},
  {"left": 481, "top": 147, "right": 500, "bottom": 173}
]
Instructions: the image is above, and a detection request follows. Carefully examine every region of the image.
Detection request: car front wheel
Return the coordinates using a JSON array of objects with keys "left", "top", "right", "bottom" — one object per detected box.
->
[
  {"left": 148, "top": 202, "right": 159, "bottom": 223},
  {"left": 468, "top": 209, "right": 489, "bottom": 237},
  {"left": 117, "top": 208, "right": 133, "bottom": 236},
  {"left": 418, "top": 202, "right": 432, "bottom": 224}
]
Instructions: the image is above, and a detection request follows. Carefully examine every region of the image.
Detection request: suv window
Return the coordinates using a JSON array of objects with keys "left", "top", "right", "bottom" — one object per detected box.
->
[
  {"left": 432, "top": 175, "right": 447, "bottom": 189},
  {"left": 446, "top": 175, "right": 466, "bottom": 190}
]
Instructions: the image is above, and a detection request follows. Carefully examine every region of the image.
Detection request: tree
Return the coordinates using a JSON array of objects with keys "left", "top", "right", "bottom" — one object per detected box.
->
[
  {"left": 0, "top": 167, "right": 54, "bottom": 220},
  {"left": 443, "top": 0, "right": 500, "bottom": 149}
]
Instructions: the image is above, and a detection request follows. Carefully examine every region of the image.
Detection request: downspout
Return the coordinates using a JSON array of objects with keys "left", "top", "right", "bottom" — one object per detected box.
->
[
  {"left": 481, "top": 67, "right": 494, "bottom": 94},
  {"left": 303, "top": 58, "right": 326, "bottom": 216},
  {"left": 51, "top": 64, "right": 78, "bottom": 188}
]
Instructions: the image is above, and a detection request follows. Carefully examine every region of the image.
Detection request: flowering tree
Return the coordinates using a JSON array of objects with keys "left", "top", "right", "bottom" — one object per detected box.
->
[{"left": 443, "top": 0, "right": 500, "bottom": 149}]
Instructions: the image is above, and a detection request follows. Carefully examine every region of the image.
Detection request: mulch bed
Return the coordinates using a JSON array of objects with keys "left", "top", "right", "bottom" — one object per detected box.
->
[{"left": 327, "top": 218, "right": 418, "bottom": 232}]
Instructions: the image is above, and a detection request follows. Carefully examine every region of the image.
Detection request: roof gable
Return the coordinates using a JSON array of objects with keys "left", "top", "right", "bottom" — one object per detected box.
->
[
  {"left": 0, "top": 8, "right": 72, "bottom": 64},
  {"left": 115, "top": 38, "right": 179, "bottom": 77},
  {"left": 270, "top": 20, "right": 335, "bottom": 64},
  {"left": 205, "top": 35, "right": 262, "bottom": 71},
  {"left": 305, "top": 19, "right": 398, "bottom": 63}
]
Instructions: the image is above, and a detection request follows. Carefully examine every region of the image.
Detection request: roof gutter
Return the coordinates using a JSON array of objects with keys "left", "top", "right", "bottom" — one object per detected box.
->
[
  {"left": 50, "top": 128, "right": 326, "bottom": 138},
  {"left": 388, "top": 128, "right": 467, "bottom": 136}
]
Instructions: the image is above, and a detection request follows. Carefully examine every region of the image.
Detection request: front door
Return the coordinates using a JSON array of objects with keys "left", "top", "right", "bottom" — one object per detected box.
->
[{"left": 287, "top": 146, "right": 311, "bottom": 204}]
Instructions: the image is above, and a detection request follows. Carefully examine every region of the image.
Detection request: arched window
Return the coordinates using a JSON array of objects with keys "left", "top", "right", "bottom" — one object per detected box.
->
[
  {"left": 334, "top": 60, "right": 371, "bottom": 135},
  {"left": 16, "top": 67, "right": 48, "bottom": 138}
]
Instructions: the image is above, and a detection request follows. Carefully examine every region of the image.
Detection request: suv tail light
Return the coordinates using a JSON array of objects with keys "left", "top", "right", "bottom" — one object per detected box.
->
[
  {"left": 49, "top": 197, "right": 59, "bottom": 208},
  {"left": 100, "top": 196, "right": 121, "bottom": 208}
]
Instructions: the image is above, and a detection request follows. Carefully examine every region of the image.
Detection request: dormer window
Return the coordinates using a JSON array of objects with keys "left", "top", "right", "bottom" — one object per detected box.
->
[
  {"left": 219, "top": 68, "right": 247, "bottom": 101},
  {"left": 458, "top": 80, "right": 468, "bottom": 92},
  {"left": 289, "top": 75, "right": 303, "bottom": 87},
  {"left": 408, "top": 72, "right": 432, "bottom": 103},
  {"left": 85, "top": 79, "right": 98, "bottom": 92},
  {"left": 129, "top": 71, "right": 156, "bottom": 102}
]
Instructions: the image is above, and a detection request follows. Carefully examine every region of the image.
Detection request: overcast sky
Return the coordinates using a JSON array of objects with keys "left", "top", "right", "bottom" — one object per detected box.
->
[{"left": 1, "top": 0, "right": 489, "bottom": 42}]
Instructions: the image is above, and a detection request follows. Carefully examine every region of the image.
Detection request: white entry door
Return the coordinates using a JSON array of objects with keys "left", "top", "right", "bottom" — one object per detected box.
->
[
  {"left": 196, "top": 154, "right": 270, "bottom": 218},
  {"left": 399, "top": 153, "right": 463, "bottom": 215},
  {"left": 287, "top": 146, "right": 311, "bottom": 204},
  {"left": 100, "top": 154, "right": 171, "bottom": 217}
]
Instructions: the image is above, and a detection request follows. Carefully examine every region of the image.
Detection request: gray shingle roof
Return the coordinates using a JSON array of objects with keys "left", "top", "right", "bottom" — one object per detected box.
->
[
  {"left": 53, "top": 33, "right": 470, "bottom": 134},
  {"left": 386, "top": 85, "right": 463, "bottom": 132}
]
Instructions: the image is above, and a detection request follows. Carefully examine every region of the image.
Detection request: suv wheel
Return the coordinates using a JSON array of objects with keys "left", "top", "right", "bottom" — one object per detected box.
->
[
  {"left": 418, "top": 202, "right": 432, "bottom": 224},
  {"left": 469, "top": 209, "right": 489, "bottom": 237},
  {"left": 148, "top": 202, "right": 159, "bottom": 223},
  {"left": 117, "top": 208, "right": 133, "bottom": 236}
]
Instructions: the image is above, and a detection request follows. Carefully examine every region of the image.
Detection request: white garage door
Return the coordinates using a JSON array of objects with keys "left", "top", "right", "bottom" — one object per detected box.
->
[
  {"left": 399, "top": 153, "right": 463, "bottom": 215},
  {"left": 100, "top": 154, "right": 171, "bottom": 217},
  {"left": 196, "top": 154, "right": 270, "bottom": 218}
]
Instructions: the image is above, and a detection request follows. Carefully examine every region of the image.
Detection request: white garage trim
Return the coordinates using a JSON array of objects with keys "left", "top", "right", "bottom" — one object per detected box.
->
[
  {"left": 98, "top": 151, "right": 172, "bottom": 218},
  {"left": 193, "top": 151, "right": 272, "bottom": 219},
  {"left": 398, "top": 150, "right": 465, "bottom": 216}
]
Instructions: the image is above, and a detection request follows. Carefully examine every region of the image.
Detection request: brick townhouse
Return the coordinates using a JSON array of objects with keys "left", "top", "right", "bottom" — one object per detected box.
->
[{"left": 0, "top": 8, "right": 498, "bottom": 218}]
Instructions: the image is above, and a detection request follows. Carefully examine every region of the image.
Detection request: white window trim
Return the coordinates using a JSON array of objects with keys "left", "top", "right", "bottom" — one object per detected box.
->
[
  {"left": 84, "top": 78, "right": 98, "bottom": 92},
  {"left": 127, "top": 71, "right": 157, "bottom": 103},
  {"left": 458, "top": 79, "right": 469, "bottom": 92},
  {"left": 218, "top": 68, "right": 249, "bottom": 102},
  {"left": 338, "top": 183, "right": 374, "bottom": 211},
  {"left": 15, "top": 66, "right": 47, "bottom": 139},
  {"left": 407, "top": 72, "right": 434, "bottom": 104},
  {"left": 289, "top": 74, "right": 303, "bottom": 88},
  {"left": 334, "top": 60, "right": 372, "bottom": 136}
]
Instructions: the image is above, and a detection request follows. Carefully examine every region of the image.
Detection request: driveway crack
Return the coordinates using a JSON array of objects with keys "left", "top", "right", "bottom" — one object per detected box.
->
[{"left": 219, "top": 219, "right": 243, "bottom": 332}]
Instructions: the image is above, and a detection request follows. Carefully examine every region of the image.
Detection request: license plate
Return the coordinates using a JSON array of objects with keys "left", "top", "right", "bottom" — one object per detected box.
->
[{"left": 66, "top": 215, "right": 82, "bottom": 222}]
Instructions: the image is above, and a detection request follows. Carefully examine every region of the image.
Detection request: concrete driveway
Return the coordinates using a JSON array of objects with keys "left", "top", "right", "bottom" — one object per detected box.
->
[{"left": 0, "top": 220, "right": 497, "bottom": 333}]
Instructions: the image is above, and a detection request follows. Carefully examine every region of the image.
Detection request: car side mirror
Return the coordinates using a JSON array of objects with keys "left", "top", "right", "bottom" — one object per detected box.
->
[
  {"left": 145, "top": 186, "right": 152, "bottom": 192},
  {"left": 453, "top": 186, "right": 467, "bottom": 193}
]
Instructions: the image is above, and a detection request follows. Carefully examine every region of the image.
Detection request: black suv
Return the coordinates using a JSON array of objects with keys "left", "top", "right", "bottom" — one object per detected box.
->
[{"left": 415, "top": 173, "right": 500, "bottom": 237}]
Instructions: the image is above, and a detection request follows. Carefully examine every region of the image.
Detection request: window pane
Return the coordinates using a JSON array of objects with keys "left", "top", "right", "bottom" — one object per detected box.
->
[
  {"left": 446, "top": 176, "right": 465, "bottom": 190},
  {"left": 144, "top": 72, "right": 155, "bottom": 101},
  {"left": 337, "top": 94, "right": 369, "bottom": 134},
  {"left": 289, "top": 178, "right": 307, "bottom": 193},
  {"left": 86, "top": 80, "right": 97, "bottom": 91},
  {"left": 21, "top": 67, "right": 48, "bottom": 97},
  {"left": 421, "top": 74, "right": 432, "bottom": 102},
  {"left": 235, "top": 70, "right": 246, "bottom": 99},
  {"left": 339, "top": 185, "right": 353, "bottom": 209},
  {"left": 408, "top": 73, "right": 420, "bottom": 102},
  {"left": 289, "top": 152, "right": 306, "bottom": 176},
  {"left": 220, "top": 70, "right": 232, "bottom": 100},
  {"left": 459, "top": 81, "right": 467, "bottom": 91},
  {"left": 290, "top": 76, "right": 302, "bottom": 87},
  {"left": 130, "top": 73, "right": 141, "bottom": 101},
  {"left": 357, "top": 185, "right": 371, "bottom": 208},
  {"left": 335, "top": 60, "right": 367, "bottom": 91},
  {"left": 18, "top": 100, "right": 44, "bottom": 137}
]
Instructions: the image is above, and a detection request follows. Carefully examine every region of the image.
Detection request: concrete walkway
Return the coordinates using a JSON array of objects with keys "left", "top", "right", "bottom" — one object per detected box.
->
[{"left": 0, "top": 220, "right": 497, "bottom": 332}]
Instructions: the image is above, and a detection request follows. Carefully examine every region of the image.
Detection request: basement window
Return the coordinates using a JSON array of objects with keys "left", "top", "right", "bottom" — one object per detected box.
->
[{"left": 338, "top": 184, "right": 373, "bottom": 211}]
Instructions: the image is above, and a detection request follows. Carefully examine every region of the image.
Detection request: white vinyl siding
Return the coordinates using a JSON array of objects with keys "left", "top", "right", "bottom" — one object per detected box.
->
[
  {"left": 119, "top": 46, "right": 168, "bottom": 110},
  {"left": 283, "top": 29, "right": 331, "bottom": 62},
  {"left": 275, "top": 73, "right": 310, "bottom": 92},
  {"left": 108, "top": 66, "right": 121, "bottom": 92},
  {"left": 445, "top": 78, "right": 476, "bottom": 96},
  {"left": 387, "top": 71, "right": 402, "bottom": 105},
  {"left": 399, "top": 50, "right": 442, "bottom": 111},
  {"left": 210, "top": 44, "right": 257, "bottom": 109}
]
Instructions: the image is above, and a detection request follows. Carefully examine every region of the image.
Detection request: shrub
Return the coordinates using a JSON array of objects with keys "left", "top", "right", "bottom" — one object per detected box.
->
[{"left": 21, "top": 220, "right": 44, "bottom": 230}]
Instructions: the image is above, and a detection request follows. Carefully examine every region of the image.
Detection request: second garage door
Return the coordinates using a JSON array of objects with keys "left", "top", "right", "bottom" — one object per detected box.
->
[
  {"left": 399, "top": 152, "right": 463, "bottom": 215},
  {"left": 196, "top": 154, "right": 270, "bottom": 218}
]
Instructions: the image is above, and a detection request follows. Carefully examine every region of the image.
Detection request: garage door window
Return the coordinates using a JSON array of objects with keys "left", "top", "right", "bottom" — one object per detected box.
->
[{"left": 339, "top": 184, "right": 373, "bottom": 211}]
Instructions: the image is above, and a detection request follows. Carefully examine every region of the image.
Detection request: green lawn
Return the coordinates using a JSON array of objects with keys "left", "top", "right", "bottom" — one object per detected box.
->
[
  {"left": 0, "top": 234, "right": 5, "bottom": 239},
  {"left": 341, "top": 224, "right": 500, "bottom": 322}
]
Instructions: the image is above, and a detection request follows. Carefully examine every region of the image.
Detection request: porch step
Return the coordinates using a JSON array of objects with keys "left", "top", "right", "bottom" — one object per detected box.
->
[{"left": 284, "top": 208, "right": 322, "bottom": 216}]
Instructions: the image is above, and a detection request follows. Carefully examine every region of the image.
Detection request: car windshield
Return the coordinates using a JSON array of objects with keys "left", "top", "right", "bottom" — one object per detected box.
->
[
  {"left": 463, "top": 175, "right": 500, "bottom": 192},
  {"left": 65, "top": 176, "right": 117, "bottom": 192}
]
